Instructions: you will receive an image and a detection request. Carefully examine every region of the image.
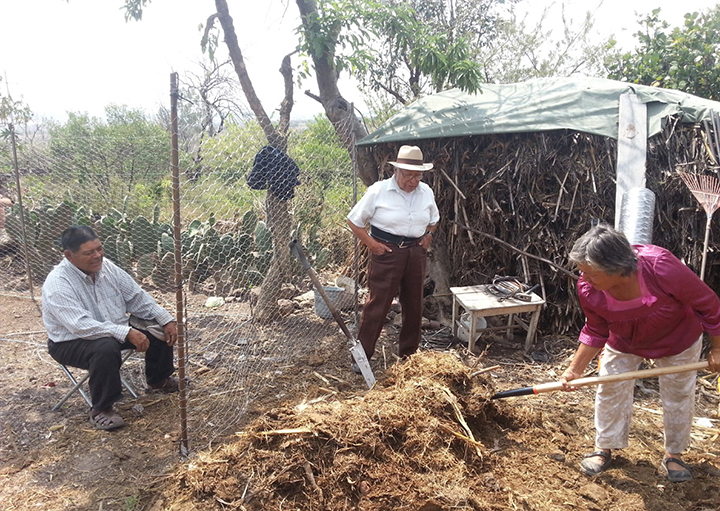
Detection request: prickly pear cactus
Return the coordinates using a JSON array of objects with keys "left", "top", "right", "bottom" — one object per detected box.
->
[
  {"left": 136, "top": 253, "right": 156, "bottom": 280},
  {"left": 4, "top": 204, "right": 29, "bottom": 243},
  {"left": 45, "top": 202, "right": 75, "bottom": 240},
  {"left": 115, "top": 235, "right": 133, "bottom": 274},
  {"left": 211, "top": 233, "right": 236, "bottom": 267},
  {"left": 254, "top": 221, "right": 272, "bottom": 253},
  {"left": 4, "top": 202, "right": 75, "bottom": 281},
  {"left": 151, "top": 252, "right": 175, "bottom": 289},
  {"left": 235, "top": 233, "right": 252, "bottom": 257},
  {"left": 73, "top": 205, "right": 93, "bottom": 227},
  {"left": 94, "top": 215, "right": 121, "bottom": 245},
  {"left": 160, "top": 232, "right": 174, "bottom": 255},
  {"left": 131, "top": 216, "right": 158, "bottom": 258},
  {"left": 315, "top": 247, "right": 330, "bottom": 269},
  {"left": 240, "top": 209, "right": 258, "bottom": 237},
  {"left": 245, "top": 269, "right": 265, "bottom": 287}
]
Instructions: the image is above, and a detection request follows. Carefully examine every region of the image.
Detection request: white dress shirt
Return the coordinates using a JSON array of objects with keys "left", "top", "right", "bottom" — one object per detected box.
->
[
  {"left": 347, "top": 175, "right": 439, "bottom": 238},
  {"left": 42, "top": 257, "right": 174, "bottom": 343}
]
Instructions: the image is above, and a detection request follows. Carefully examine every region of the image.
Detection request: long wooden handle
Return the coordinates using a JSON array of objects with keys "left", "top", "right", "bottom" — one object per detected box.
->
[
  {"left": 534, "top": 360, "right": 710, "bottom": 394},
  {"left": 491, "top": 360, "right": 710, "bottom": 399},
  {"left": 289, "top": 240, "right": 354, "bottom": 343}
]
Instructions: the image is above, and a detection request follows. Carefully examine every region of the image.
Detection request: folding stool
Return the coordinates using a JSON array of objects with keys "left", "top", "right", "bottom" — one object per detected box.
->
[{"left": 51, "top": 350, "right": 139, "bottom": 411}]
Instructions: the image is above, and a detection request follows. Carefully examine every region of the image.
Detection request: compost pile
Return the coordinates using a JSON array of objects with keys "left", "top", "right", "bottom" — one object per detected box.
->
[
  {"left": 151, "top": 351, "right": 525, "bottom": 510},
  {"left": 369, "top": 124, "right": 717, "bottom": 335},
  {"left": 145, "top": 349, "right": 720, "bottom": 511}
]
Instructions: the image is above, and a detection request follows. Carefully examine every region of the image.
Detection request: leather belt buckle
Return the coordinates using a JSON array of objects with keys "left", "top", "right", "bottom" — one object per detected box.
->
[
  {"left": 370, "top": 226, "right": 418, "bottom": 248},
  {"left": 397, "top": 238, "right": 416, "bottom": 248}
]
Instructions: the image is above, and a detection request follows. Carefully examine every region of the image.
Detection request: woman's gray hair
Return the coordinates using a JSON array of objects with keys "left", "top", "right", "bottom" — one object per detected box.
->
[{"left": 568, "top": 224, "right": 637, "bottom": 276}]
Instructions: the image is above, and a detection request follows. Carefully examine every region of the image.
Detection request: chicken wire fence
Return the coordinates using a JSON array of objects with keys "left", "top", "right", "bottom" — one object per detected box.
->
[{"left": 0, "top": 110, "right": 365, "bottom": 448}]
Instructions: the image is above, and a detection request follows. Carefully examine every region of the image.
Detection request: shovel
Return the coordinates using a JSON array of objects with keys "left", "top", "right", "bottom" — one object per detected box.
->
[
  {"left": 491, "top": 360, "right": 709, "bottom": 399},
  {"left": 289, "top": 240, "right": 375, "bottom": 388}
]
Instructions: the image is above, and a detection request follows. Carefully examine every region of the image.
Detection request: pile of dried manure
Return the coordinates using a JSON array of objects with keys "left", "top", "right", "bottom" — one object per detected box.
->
[
  {"left": 146, "top": 348, "right": 720, "bottom": 511},
  {"left": 155, "top": 351, "right": 533, "bottom": 510}
]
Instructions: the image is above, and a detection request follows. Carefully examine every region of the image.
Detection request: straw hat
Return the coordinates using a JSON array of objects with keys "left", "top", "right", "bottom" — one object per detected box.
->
[{"left": 388, "top": 145, "right": 434, "bottom": 171}]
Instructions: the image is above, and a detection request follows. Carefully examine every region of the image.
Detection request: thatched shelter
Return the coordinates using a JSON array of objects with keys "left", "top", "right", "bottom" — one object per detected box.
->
[{"left": 356, "top": 77, "right": 720, "bottom": 336}]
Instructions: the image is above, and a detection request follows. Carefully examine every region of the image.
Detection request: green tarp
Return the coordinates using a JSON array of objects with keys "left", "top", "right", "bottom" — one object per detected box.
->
[{"left": 357, "top": 77, "right": 720, "bottom": 146}]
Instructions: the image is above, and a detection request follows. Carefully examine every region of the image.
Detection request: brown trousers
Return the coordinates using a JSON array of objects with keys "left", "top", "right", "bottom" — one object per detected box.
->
[{"left": 358, "top": 242, "right": 427, "bottom": 359}]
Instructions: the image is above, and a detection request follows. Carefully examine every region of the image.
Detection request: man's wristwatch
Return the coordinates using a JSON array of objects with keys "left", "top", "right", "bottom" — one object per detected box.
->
[{"left": 424, "top": 231, "right": 433, "bottom": 239}]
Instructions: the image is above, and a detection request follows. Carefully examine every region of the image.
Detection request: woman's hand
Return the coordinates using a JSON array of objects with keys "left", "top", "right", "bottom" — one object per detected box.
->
[
  {"left": 559, "top": 368, "right": 584, "bottom": 391},
  {"left": 707, "top": 335, "right": 720, "bottom": 373},
  {"left": 708, "top": 347, "right": 720, "bottom": 373},
  {"left": 559, "top": 344, "right": 601, "bottom": 391}
]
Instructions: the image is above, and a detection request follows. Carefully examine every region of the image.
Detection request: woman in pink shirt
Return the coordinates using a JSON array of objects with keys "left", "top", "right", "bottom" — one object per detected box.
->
[{"left": 561, "top": 224, "right": 720, "bottom": 482}]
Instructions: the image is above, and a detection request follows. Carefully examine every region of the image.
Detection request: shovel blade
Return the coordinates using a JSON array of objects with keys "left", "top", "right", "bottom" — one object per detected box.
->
[{"left": 349, "top": 342, "right": 375, "bottom": 388}]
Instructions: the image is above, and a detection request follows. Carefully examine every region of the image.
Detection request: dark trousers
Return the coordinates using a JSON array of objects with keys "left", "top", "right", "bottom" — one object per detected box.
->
[
  {"left": 48, "top": 330, "right": 174, "bottom": 412},
  {"left": 358, "top": 242, "right": 427, "bottom": 359}
]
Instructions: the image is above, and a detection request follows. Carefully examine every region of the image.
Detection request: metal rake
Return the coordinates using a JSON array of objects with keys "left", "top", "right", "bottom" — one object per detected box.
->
[{"left": 678, "top": 171, "right": 720, "bottom": 280}]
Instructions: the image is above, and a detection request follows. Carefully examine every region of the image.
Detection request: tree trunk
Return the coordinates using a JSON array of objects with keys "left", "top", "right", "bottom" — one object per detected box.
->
[
  {"left": 215, "top": 0, "right": 286, "bottom": 150},
  {"left": 254, "top": 191, "right": 293, "bottom": 322},
  {"left": 295, "top": 0, "right": 378, "bottom": 186},
  {"left": 215, "top": 0, "right": 294, "bottom": 321},
  {"left": 424, "top": 240, "right": 453, "bottom": 325}
]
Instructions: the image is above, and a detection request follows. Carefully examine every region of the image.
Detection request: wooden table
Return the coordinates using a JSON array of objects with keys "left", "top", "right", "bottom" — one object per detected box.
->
[{"left": 451, "top": 284, "right": 545, "bottom": 353}]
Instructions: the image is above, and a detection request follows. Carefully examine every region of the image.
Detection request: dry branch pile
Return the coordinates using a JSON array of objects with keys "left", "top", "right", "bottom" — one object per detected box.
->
[{"left": 371, "top": 122, "right": 719, "bottom": 334}]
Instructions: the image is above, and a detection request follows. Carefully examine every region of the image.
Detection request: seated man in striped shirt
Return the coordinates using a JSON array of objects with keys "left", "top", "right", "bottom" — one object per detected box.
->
[{"left": 42, "top": 225, "right": 178, "bottom": 430}]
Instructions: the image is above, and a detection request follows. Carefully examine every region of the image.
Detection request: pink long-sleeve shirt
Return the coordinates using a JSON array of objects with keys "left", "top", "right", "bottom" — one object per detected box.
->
[{"left": 577, "top": 245, "right": 720, "bottom": 358}]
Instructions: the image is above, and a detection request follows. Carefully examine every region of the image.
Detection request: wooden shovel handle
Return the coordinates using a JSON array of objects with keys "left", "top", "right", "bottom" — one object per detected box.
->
[
  {"left": 289, "top": 240, "right": 354, "bottom": 343},
  {"left": 533, "top": 360, "right": 710, "bottom": 394}
]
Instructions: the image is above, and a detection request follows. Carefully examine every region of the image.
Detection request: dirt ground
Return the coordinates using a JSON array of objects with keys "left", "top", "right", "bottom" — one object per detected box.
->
[{"left": 1, "top": 288, "right": 720, "bottom": 511}]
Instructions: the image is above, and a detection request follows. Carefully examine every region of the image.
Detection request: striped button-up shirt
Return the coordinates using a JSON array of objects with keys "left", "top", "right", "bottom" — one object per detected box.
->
[{"left": 42, "top": 257, "right": 174, "bottom": 343}]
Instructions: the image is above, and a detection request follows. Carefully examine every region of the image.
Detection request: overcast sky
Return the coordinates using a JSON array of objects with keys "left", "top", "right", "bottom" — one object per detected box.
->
[{"left": 1, "top": 0, "right": 718, "bottom": 123}]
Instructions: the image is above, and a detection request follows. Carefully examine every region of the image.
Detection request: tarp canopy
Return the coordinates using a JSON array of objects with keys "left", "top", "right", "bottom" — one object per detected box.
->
[{"left": 357, "top": 77, "right": 720, "bottom": 146}]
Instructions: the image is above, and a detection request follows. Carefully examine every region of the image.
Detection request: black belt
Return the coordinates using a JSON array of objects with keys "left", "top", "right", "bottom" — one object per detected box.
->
[{"left": 370, "top": 225, "right": 420, "bottom": 248}]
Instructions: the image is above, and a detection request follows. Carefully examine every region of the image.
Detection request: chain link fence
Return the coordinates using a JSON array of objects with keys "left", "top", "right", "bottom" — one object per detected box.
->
[{"left": 0, "top": 100, "right": 366, "bottom": 448}]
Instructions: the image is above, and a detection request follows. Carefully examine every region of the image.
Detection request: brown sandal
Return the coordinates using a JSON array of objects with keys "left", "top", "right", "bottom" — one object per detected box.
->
[{"left": 89, "top": 409, "right": 126, "bottom": 431}]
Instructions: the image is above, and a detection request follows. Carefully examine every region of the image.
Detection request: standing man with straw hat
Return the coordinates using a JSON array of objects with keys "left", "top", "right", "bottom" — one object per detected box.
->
[{"left": 347, "top": 145, "right": 439, "bottom": 372}]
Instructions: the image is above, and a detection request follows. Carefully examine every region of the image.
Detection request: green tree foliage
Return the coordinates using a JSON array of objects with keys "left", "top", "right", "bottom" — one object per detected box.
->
[
  {"left": 195, "top": 120, "right": 265, "bottom": 184},
  {"left": 0, "top": 90, "right": 32, "bottom": 134},
  {"left": 297, "top": 0, "right": 498, "bottom": 104},
  {"left": 371, "top": 0, "right": 506, "bottom": 98},
  {"left": 288, "top": 115, "right": 354, "bottom": 261},
  {"left": 291, "top": 115, "right": 351, "bottom": 188},
  {"left": 0, "top": 76, "right": 33, "bottom": 182},
  {"left": 186, "top": 114, "right": 352, "bottom": 234},
  {"left": 606, "top": 6, "right": 720, "bottom": 100},
  {"left": 290, "top": 115, "right": 352, "bottom": 231},
  {"left": 46, "top": 105, "right": 171, "bottom": 217}
]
